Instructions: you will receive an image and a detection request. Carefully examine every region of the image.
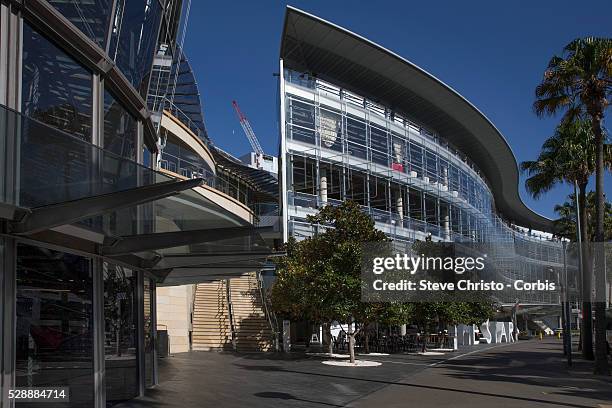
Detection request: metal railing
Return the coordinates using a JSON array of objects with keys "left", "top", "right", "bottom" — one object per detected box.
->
[
  {"left": 257, "top": 270, "right": 279, "bottom": 351},
  {"left": 160, "top": 151, "right": 252, "bottom": 207},
  {"left": 225, "top": 279, "right": 237, "bottom": 351},
  {"left": 162, "top": 97, "right": 209, "bottom": 143}
]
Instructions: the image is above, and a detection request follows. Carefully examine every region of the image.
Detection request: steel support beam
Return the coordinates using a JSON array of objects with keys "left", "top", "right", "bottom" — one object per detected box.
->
[
  {"left": 1, "top": 231, "right": 16, "bottom": 408},
  {"left": 92, "top": 257, "right": 106, "bottom": 408},
  {"left": 153, "top": 252, "right": 273, "bottom": 269},
  {"left": 101, "top": 226, "right": 272, "bottom": 256},
  {"left": 10, "top": 178, "right": 203, "bottom": 235}
]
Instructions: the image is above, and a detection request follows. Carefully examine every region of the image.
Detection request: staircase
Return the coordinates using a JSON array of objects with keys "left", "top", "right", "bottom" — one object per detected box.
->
[
  {"left": 190, "top": 273, "right": 274, "bottom": 352},
  {"left": 191, "top": 280, "right": 233, "bottom": 350},
  {"left": 229, "top": 273, "right": 274, "bottom": 352}
]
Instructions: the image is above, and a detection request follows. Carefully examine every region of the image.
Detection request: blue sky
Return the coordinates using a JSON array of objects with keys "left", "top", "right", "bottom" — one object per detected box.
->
[{"left": 183, "top": 0, "right": 611, "bottom": 220}]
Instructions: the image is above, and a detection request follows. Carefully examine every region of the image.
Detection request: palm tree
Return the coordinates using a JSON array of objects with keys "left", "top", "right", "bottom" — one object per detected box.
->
[
  {"left": 521, "top": 119, "right": 603, "bottom": 360},
  {"left": 533, "top": 37, "right": 612, "bottom": 375},
  {"left": 554, "top": 193, "right": 612, "bottom": 242}
]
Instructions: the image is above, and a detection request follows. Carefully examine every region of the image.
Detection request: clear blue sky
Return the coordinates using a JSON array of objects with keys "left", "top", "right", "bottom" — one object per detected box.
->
[{"left": 183, "top": 0, "right": 611, "bottom": 220}]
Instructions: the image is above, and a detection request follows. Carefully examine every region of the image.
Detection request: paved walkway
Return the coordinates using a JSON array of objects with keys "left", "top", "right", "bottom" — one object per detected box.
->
[
  {"left": 350, "top": 338, "right": 612, "bottom": 408},
  {"left": 116, "top": 338, "right": 612, "bottom": 408}
]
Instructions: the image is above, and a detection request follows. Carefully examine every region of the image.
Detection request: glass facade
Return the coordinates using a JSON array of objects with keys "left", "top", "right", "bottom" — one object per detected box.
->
[
  {"left": 282, "top": 69, "right": 565, "bottom": 304},
  {"left": 284, "top": 70, "right": 494, "bottom": 242},
  {"left": 22, "top": 21, "right": 93, "bottom": 142},
  {"left": 16, "top": 244, "right": 94, "bottom": 407},
  {"left": 149, "top": 50, "right": 208, "bottom": 140},
  {"left": 104, "top": 90, "right": 138, "bottom": 161},
  {"left": 109, "top": 0, "right": 163, "bottom": 97},
  {"left": 104, "top": 263, "right": 138, "bottom": 406},
  {"left": 12, "top": 242, "right": 156, "bottom": 408},
  {"left": 2, "top": 2, "right": 172, "bottom": 405},
  {"left": 48, "top": 0, "right": 113, "bottom": 48}
]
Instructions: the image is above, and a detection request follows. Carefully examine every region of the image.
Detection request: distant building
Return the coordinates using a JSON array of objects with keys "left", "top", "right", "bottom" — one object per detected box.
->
[
  {"left": 277, "top": 7, "right": 566, "bottom": 309},
  {"left": 240, "top": 152, "right": 279, "bottom": 176}
]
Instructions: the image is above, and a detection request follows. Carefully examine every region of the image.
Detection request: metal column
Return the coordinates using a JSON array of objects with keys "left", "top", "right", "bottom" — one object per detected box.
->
[{"left": 92, "top": 257, "right": 106, "bottom": 408}]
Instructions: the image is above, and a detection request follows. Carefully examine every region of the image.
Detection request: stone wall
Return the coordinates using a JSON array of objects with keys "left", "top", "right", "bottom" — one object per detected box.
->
[{"left": 156, "top": 284, "right": 195, "bottom": 354}]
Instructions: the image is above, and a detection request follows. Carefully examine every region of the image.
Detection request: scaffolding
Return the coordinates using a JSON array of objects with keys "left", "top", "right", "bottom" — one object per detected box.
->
[{"left": 281, "top": 69, "right": 565, "bottom": 305}]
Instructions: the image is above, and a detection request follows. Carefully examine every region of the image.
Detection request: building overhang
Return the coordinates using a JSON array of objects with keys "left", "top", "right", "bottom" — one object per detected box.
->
[{"left": 280, "top": 6, "right": 553, "bottom": 232}]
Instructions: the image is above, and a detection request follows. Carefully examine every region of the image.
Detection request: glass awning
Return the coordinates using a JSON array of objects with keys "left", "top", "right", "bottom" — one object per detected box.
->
[{"left": 0, "top": 104, "right": 274, "bottom": 283}]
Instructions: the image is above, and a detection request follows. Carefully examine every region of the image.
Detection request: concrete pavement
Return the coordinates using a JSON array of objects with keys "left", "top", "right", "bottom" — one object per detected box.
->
[
  {"left": 350, "top": 338, "right": 612, "bottom": 408},
  {"left": 116, "top": 338, "right": 612, "bottom": 407}
]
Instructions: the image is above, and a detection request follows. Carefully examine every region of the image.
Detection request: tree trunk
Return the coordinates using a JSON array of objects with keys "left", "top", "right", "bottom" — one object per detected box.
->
[
  {"left": 348, "top": 316, "right": 356, "bottom": 364},
  {"left": 326, "top": 322, "right": 334, "bottom": 356},
  {"left": 349, "top": 334, "right": 356, "bottom": 364},
  {"left": 364, "top": 330, "right": 370, "bottom": 354},
  {"left": 579, "top": 183, "right": 595, "bottom": 360},
  {"left": 591, "top": 115, "right": 609, "bottom": 375},
  {"left": 304, "top": 320, "right": 312, "bottom": 352}
]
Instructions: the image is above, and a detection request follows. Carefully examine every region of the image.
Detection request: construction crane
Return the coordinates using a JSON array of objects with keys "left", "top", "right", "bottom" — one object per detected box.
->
[{"left": 232, "top": 100, "right": 264, "bottom": 169}]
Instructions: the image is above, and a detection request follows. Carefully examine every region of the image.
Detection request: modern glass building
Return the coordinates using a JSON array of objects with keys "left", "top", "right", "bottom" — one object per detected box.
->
[
  {"left": 278, "top": 7, "right": 565, "bottom": 306},
  {"left": 0, "top": 1, "right": 273, "bottom": 407}
]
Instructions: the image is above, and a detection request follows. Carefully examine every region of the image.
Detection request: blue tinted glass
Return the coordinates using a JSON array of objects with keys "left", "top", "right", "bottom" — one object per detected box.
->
[
  {"left": 109, "top": 0, "right": 163, "bottom": 96},
  {"left": 22, "top": 21, "right": 93, "bottom": 141},
  {"left": 104, "top": 90, "right": 138, "bottom": 160},
  {"left": 48, "top": 0, "right": 112, "bottom": 48}
]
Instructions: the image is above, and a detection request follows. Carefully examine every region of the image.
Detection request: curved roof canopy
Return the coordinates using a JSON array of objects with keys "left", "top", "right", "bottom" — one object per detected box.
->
[{"left": 280, "top": 6, "right": 553, "bottom": 232}]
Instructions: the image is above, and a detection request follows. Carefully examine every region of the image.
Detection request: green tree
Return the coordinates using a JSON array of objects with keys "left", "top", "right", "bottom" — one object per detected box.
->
[
  {"left": 271, "top": 200, "right": 394, "bottom": 363},
  {"left": 554, "top": 192, "right": 612, "bottom": 241},
  {"left": 521, "top": 119, "right": 611, "bottom": 360},
  {"left": 534, "top": 37, "right": 612, "bottom": 374}
]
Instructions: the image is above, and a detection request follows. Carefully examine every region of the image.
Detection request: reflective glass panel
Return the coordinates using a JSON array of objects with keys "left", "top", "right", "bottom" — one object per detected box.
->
[
  {"left": 369, "top": 125, "right": 388, "bottom": 165},
  {"left": 104, "top": 263, "right": 138, "bottom": 406},
  {"left": 16, "top": 244, "right": 94, "bottom": 407},
  {"left": 104, "top": 90, "right": 138, "bottom": 160},
  {"left": 346, "top": 115, "right": 367, "bottom": 159},
  {"left": 109, "top": 0, "right": 163, "bottom": 96},
  {"left": 22, "top": 21, "right": 93, "bottom": 142},
  {"left": 48, "top": 0, "right": 112, "bottom": 48}
]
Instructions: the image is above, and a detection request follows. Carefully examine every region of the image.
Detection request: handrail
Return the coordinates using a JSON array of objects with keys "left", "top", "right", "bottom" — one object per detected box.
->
[
  {"left": 162, "top": 97, "right": 209, "bottom": 144},
  {"left": 160, "top": 151, "right": 252, "bottom": 208},
  {"left": 190, "top": 284, "right": 197, "bottom": 349},
  {"left": 225, "top": 279, "right": 237, "bottom": 350},
  {"left": 257, "top": 270, "right": 279, "bottom": 351}
]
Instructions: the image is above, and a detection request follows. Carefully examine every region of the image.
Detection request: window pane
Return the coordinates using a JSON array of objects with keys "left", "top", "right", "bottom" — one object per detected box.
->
[
  {"left": 291, "top": 157, "right": 316, "bottom": 196},
  {"left": 104, "top": 91, "right": 138, "bottom": 160},
  {"left": 347, "top": 170, "right": 366, "bottom": 205},
  {"left": 48, "top": 0, "right": 112, "bottom": 48},
  {"left": 290, "top": 98, "right": 315, "bottom": 129},
  {"left": 408, "top": 142, "right": 423, "bottom": 176},
  {"left": 369, "top": 176, "right": 387, "bottom": 211},
  {"left": 408, "top": 188, "right": 423, "bottom": 231},
  {"left": 22, "top": 22, "right": 93, "bottom": 142},
  {"left": 288, "top": 98, "right": 315, "bottom": 145},
  {"left": 320, "top": 161, "right": 342, "bottom": 201},
  {"left": 104, "top": 263, "right": 138, "bottom": 405},
  {"left": 16, "top": 244, "right": 94, "bottom": 407},
  {"left": 109, "top": 0, "right": 162, "bottom": 96},
  {"left": 425, "top": 149, "right": 437, "bottom": 183},
  {"left": 346, "top": 115, "right": 366, "bottom": 159},
  {"left": 369, "top": 125, "right": 388, "bottom": 166}
]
